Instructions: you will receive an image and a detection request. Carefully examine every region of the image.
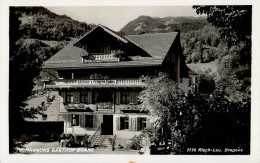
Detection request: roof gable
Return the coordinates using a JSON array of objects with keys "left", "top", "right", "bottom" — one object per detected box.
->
[{"left": 74, "top": 25, "right": 129, "bottom": 47}]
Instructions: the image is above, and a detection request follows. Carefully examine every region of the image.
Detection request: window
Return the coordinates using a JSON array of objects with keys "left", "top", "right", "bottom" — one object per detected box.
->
[
  {"left": 120, "top": 117, "right": 129, "bottom": 130},
  {"left": 121, "top": 91, "right": 128, "bottom": 104},
  {"left": 138, "top": 117, "right": 147, "bottom": 131},
  {"left": 72, "top": 114, "right": 79, "bottom": 126},
  {"left": 121, "top": 91, "right": 139, "bottom": 104},
  {"left": 102, "top": 43, "right": 110, "bottom": 53},
  {"left": 85, "top": 115, "right": 93, "bottom": 128},
  {"left": 66, "top": 92, "right": 73, "bottom": 103},
  {"left": 80, "top": 90, "right": 88, "bottom": 103}
]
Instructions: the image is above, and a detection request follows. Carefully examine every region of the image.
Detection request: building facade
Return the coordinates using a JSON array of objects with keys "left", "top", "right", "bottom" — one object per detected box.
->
[{"left": 43, "top": 25, "right": 197, "bottom": 139}]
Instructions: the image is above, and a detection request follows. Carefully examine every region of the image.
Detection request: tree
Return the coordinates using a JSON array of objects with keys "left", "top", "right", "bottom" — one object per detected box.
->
[
  {"left": 193, "top": 6, "right": 251, "bottom": 47},
  {"left": 197, "top": 69, "right": 216, "bottom": 94},
  {"left": 9, "top": 8, "right": 47, "bottom": 153},
  {"left": 139, "top": 72, "right": 250, "bottom": 154},
  {"left": 139, "top": 73, "right": 200, "bottom": 154},
  {"left": 186, "top": 85, "right": 250, "bottom": 154},
  {"left": 193, "top": 5, "right": 251, "bottom": 102}
]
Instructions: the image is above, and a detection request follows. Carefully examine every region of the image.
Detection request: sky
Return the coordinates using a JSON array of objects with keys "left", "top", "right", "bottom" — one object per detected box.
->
[{"left": 46, "top": 6, "right": 203, "bottom": 31}]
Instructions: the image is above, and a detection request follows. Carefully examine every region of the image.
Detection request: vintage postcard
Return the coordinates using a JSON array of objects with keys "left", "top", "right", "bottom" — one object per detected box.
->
[{"left": 1, "top": 1, "right": 260, "bottom": 163}]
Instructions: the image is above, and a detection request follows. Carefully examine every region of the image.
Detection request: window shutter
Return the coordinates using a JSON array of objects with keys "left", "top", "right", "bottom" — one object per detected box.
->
[
  {"left": 68, "top": 114, "right": 71, "bottom": 127},
  {"left": 137, "top": 117, "right": 140, "bottom": 131},
  {"left": 116, "top": 91, "right": 120, "bottom": 104},
  {"left": 126, "top": 92, "right": 131, "bottom": 104},
  {"left": 80, "top": 114, "right": 85, "bottom": 127},
  {"left": 130, "top": 92, "right": 133, "bottom": 103},
  {"left": 64, "top": 114, "right": 68, "bottom": 127},
  {"left": 132, "top": 117, "right": 137, "bottom": 131},
  {"left": 88, "top": 91, "right": 92, "bottom": 104},
  {"left": 116, "top": 117, "right": 120, "bottom": 131},
  {"left": 71, "top": 93, "right": 74, "bottom": 103},
  {"left": 129, "top": 117, "right": 132, "bottom": 131},
  {"left": 135, "top": 118, "right": 138, "bottom": 131},
  {"left": 74, "top": 91, "right": 80, "bottom": 104}
]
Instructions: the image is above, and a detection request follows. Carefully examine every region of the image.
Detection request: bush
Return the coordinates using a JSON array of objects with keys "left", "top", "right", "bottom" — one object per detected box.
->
[
  {"left": 16, "top": 134, "right": 33, "bottom": 143},
  {"left": 191, "top": 52, "right": 201, "bottom": 62},
  {"left": 127, "top": 135, "right": 143, "bottom": 150}
]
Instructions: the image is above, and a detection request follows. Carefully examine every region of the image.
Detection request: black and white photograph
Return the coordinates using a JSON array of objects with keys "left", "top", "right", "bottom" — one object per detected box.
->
[{"left": 1, "top": 2, "right": 260, "bottom": 163}]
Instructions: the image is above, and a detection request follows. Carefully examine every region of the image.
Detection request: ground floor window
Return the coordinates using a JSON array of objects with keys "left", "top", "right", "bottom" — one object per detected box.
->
[
  {"left": 137, "top": 117, "right": 147, "bottom": 131},
  {"left": 120, "top": 117, "right": 129, "bottom": 130},
  {"left": 116, "top": 116, "right": 148, "bottom": 131},
  {"left": 85, "top": 115, "right": 93, "bottom": 128},
  {"left": 72, "top": 114, "right": 79, "bottom": 126}
]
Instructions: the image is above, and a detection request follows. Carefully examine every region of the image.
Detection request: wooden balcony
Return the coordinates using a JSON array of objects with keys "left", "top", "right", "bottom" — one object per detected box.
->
[
  {"left": 45, "top": 79, "right": 146, "bottom": 89},
  {"left": 96, "top": 102, "right": 114, "bottom": 113},
  {"left": 83, "top": 53, "right": 120, "bottom": 63},
  {"left": 63, "top": 103, "right": 114, "bottom": 113}
]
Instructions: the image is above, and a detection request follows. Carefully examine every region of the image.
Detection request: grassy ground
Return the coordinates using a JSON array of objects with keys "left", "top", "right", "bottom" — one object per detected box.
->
[
  {"left": 187, "top": 60, "right": 219, "bottom": 74},
  {"left": 25, "top": 91, "right": 61, "bottom": 121}
]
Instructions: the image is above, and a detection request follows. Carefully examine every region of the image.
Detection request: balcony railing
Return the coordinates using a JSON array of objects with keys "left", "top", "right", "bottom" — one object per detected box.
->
[
  {"left": 45, "top": 79, "right": 146, "bottom": 88},
  {"left": 65, "top": 103, "right": 90, "bottom": 110},
  {"left": 64, "top": 103, "right": 113, "bottom": 112},
  {"left": 96, "top": 102, "right": 113, "bottom": 112}
]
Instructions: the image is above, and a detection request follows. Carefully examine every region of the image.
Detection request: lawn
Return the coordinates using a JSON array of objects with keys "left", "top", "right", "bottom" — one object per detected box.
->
[
  {"left": 187, "top": 60, "right": 219, "bottom": 74},
  {"left": 25, "top": 91, "right": 61, "bottom": 122}
]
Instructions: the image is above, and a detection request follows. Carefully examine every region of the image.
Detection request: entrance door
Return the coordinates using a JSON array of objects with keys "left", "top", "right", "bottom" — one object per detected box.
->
[{"left": 101, "top": 115, "right": 113, "bottom": 135}]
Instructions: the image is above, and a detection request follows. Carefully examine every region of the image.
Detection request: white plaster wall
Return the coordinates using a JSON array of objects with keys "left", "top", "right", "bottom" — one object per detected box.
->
[
  {"left": 178, "top": 78, "right": 190, "bottom": 93},
  {"left": 178, "top": 75, "right": 198, "bottom": 93},
  {"left": 66, "top": 126, "right": 95, "bottom": 136}
]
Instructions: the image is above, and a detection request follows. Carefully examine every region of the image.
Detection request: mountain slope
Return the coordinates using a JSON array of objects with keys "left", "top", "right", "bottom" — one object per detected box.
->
[
  {"left": 14, "top": 7, "right": 95, "bottom": 41},
  {"left": 120, "top": 15, "right": 208, "bottom": 35}
]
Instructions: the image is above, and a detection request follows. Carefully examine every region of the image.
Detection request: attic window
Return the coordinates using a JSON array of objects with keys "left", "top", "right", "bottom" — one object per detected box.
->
[{"left": 101, "top": 44, "right": 110, "bottom": 53}]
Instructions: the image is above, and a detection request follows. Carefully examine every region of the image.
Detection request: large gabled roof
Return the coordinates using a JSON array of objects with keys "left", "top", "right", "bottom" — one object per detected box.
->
[
  {"left": 126, "top": 32, "right": 178, "bottom": 59},
  {"left": 44, "top": 25, "right": 179, "bottom": 70}
]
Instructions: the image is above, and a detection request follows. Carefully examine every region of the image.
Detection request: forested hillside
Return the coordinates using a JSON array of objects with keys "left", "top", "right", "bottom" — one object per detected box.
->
[
  {"left": 10, "top": 7, "right": 95, "bottom": 87},
  {"left": 120, "top": 15, "right": 225, "bottom": 64},
  {"left": 181, "top": 25, "right": 225, "bottom": 64},
  {"left": 11, "top": 7, "right": 94, "bottom": 63},
  {"left": 16, "top": 7, "right": 94, "bottom": 41},
  {"left": 120, "top": 15, "right": 208, "bottom": 35}
]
